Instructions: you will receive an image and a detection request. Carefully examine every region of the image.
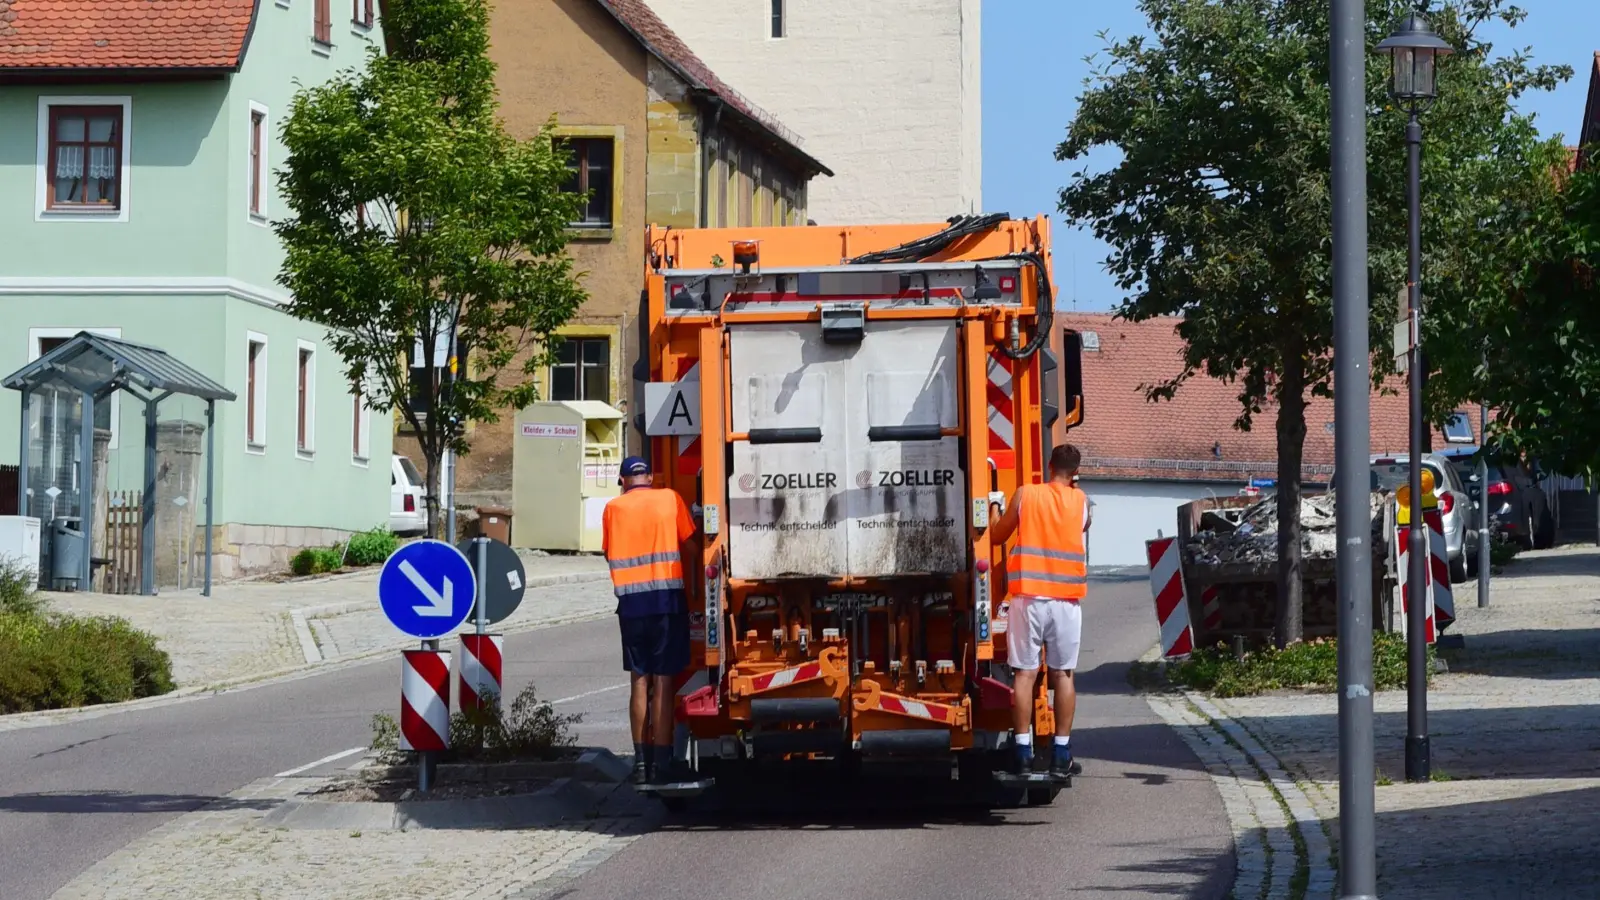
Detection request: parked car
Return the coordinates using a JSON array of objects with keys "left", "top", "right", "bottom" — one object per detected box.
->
[
  {"left": 390, "top": 454, "right": 427, "bottom": 537},
  {"left": 1370, "top": 453, "right": 1473, "bottom": 583},
  {"left": 1437, "top": 446, "right": 1554, "bottom": 551}
]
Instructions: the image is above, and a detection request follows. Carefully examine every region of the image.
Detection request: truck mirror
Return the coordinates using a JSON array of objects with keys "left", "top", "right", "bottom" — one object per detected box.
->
[{"left": 1061, "top": 329, "right": 1086, "bottom": 428}]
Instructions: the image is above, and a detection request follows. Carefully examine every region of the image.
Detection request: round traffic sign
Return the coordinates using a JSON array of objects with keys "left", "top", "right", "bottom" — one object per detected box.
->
[
  {"left": 378, "top": 539, "right": 477, "bottom": 639},
  {"left": 456, "top": 536, "right": 528, "bottom": 626}
]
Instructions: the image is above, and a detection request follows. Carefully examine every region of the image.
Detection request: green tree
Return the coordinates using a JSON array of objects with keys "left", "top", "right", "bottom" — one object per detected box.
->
[
  {"left": 1477, "top": 159, "right": 1600, "bottom": 477},
  {"left": 1057, "top": 0, "right": 1568, "bottom": 645},
  {"left": 274, "top": 0, "right": 587, "bottom": 536}
]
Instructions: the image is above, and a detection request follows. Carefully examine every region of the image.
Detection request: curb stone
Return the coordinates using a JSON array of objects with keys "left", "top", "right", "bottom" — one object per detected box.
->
[{"left": 1138, "top": 643, "right": 1336, "bottom": 899}]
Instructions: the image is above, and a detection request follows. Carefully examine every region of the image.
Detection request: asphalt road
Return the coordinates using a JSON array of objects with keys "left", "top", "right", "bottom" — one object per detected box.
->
[{"left": 0, "top": 576, "right": 1232, "bottom": 900}]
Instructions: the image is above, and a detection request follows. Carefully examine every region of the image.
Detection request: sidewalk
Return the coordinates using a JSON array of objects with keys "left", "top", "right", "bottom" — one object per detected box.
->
[
  {"left": 1206, "top": 545, "right": 1600, "bottom": 898},
  {"left": 36, "top": 551, "right": 613, "bottom": 690}
]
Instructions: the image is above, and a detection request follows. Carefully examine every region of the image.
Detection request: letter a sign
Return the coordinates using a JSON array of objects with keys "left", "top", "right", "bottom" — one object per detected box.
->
[{"left": 644, "top": 372, "right": 701, "bottom": 437}]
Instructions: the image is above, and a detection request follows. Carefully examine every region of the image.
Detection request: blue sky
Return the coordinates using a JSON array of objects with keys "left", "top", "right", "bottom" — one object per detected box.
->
[{"left": 982, "top": 1, "right": 1599, "bottom": 312}]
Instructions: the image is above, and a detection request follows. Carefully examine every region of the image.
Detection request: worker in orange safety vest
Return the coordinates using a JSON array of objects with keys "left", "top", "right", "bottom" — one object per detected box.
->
[
  {"left": 602, "top": 456, "right": 697, "bottom": 785},
  {"left": 988, "top": 443, "right": 1091, "bottom": 779}
]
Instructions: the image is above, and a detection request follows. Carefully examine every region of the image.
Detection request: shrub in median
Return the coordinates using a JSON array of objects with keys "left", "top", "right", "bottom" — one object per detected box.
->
[
  {"left": 345, "top": 527, "right": 399, "bottom": 566},
  {"left": 369, "top": 682, "right": 582, "bottom": 765},
  {"left": 1165, "top": 632, "right": 1421, "bottom": 698},
  {"left": 0, "top": 561, "right": 175, "bottom": 713}
]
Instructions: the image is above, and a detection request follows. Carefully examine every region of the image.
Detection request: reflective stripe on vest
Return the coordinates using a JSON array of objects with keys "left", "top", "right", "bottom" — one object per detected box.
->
[
  {"left": 1006, "top": 483, "right": 1088, "bottom": 600},
  {"left": 608, "top": 551, "right": 685, "bottom": 594}
]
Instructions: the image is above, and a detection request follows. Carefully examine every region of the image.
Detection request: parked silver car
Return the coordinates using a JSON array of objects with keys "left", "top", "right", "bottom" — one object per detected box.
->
[{"left": 1370, "top": 453, "right": 1474, "bottom": 583}]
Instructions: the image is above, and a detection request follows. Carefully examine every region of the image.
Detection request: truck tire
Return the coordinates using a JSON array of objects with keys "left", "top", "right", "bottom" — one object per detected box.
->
[{"left": 1449, "top": 553, "right": 1468, "bottom": 585}]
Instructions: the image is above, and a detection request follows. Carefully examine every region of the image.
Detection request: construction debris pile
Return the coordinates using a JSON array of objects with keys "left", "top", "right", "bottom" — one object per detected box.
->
[{"left": 1186, "top": 491, "right": 1384, "bottom": 566}]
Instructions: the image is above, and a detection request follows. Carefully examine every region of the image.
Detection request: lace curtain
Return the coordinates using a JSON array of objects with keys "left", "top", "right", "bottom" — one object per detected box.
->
[{"left": 54, "top": 145, "right": 117, "bottom": 181}]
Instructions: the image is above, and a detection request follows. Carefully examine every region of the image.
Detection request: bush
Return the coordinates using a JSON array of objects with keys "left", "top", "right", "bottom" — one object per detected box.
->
[
  {"left": 345, "top": 527, "right": 399, "bottom": 567},
  {"left": 368, "top": 682, "right": 582, "bottom": 765},
  {"left": 0, "top": 553, "right": 43, "bottom": 617},
  {"left": 290, "top": 545, "right": 349, "bottom": 576},
  {"left": 0, "top": 565, "right": 175, "bottom": 713},
  {"left": 1165, "top": 632, "right": 1422, "bottom": 698}
]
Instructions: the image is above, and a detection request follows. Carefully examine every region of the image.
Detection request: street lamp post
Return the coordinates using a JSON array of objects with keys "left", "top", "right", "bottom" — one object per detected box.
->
[{"left": 1377, "top": 12, "right": 1454, "bottom": 785}]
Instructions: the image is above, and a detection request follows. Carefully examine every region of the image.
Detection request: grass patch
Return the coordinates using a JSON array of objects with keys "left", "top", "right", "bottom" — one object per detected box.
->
[
  {"left": 288, "top": 527, "right": 399, "bottom": 576},
  {"left": 1376, "top": 770, "right": 1394, "bottom": 786},
  {"left": 1166, "top": 632, "right": 1427, "bottom": 698},
  {"left": 369, "top": 682, "right": 581, "bottom": 765},
  {"left": 0, "top": 557, "right": 175, "bottom": 713}
]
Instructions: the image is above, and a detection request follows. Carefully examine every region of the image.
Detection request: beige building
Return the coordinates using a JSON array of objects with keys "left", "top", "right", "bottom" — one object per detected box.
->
[
  {"left": 645, "top": 0, "right": 981, "bottom": 224},
  {"left": 404, "top": 0, "right": 830, "bottom": 498}
]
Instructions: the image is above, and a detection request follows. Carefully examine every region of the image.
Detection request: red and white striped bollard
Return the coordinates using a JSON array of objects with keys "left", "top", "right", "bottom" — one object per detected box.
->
[
  {"left": 1145, "top": 537, "right": 1195, "bottom": 659},
  {"left": 401, "top": 649, "right": 451, "bottom": 752},
  {"left": 458, "top": 633, "right": 504, "bottom": 712}
]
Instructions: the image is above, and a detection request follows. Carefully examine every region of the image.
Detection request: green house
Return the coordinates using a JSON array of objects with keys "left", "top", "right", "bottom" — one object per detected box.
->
[{"left": 0, "top": 0, "right": 394, "bottom": 584}]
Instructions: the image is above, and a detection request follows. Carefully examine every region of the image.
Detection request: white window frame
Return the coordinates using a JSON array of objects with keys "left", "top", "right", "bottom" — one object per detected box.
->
[
  {"left": 27, "top": 327, "right": 122, "bottom": 450},
  {"left": 35, "top": 95, "right": 133, "bottom": 224},
  {"left": 247, "top": 101, "right": 269, "bottom": 226},
  {"left": 246, "top": 331, "right": 269, "bottom": 453},
  {"left": 295, "top": 339, "right": 317, "bottom": 458},
  {"left": 351, "top": 379, "right": 371, "bottom": 466},
  {"left": 1443, "top": 411, "right": 1475, "bottom": 444}
]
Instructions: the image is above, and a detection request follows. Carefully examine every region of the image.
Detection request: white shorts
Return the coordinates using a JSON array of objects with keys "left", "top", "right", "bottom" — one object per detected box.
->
[{"left": 1006, "top": 596, "right": 1082, "bottom": 672}]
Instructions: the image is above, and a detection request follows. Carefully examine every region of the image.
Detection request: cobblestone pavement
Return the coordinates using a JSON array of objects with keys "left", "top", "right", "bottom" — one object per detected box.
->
[
  {"left": 1199, "top": 545, "right": 1600, "bottom": 899},
  {"left": 48, "top": 772, "right": 646, "bottom": 900},
  {"left": 36, "top": 552, "right": 612, "bottom": 689}
]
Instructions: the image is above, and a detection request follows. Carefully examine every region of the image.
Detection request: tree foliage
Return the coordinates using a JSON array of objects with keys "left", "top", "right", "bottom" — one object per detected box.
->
[
  {"left": 1056, "top": 0, "right": 1568, "bottom": 644},
  {"left": 274, "top": 0, "right": 587, "bottom": 535},
  {"left": 1478, "top": 161, "right": 1600, "bottom": 475}
]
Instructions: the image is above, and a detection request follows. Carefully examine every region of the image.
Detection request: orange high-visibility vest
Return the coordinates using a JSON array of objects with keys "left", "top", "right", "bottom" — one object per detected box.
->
[
  {"left": 602, "top": 487, "right": 694, "bottom": 606},
  {"left": 1006, "top": 482, "right": 1088, "bottom": 601}
]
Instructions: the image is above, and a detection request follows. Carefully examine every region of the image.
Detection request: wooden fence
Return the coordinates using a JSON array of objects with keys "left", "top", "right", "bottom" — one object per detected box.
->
[{"left": 102, "top": 490, "right": 143, "bottom": 594}]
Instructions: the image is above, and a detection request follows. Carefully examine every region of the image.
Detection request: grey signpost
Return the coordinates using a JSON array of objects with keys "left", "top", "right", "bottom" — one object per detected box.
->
[
  {"left": 1332, "top": 0, "right": 1378, "bottom": 896},
  {"left": 1478, "top": 402, "right": 1491, "bottom": 607}
]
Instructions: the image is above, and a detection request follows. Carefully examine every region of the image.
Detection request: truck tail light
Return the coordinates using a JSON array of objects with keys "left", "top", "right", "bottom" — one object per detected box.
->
[
  {"left": 1487, "top": 481, "right": 1512, "bottom": 497},
  {"left": 1439, "top": 491, "right": 1454, "bottom": 515},
  {"left": 975, "top": 558, "right": 989, "bottom": 574},
  {"left": 705, "top": 564, "right": 720, "bottom": 580},
  {"left": 404, "top": 494, "right": 416, "bottom": 512}
]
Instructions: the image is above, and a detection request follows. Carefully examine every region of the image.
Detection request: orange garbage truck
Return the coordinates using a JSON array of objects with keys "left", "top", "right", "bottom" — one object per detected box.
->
[{"left": 636, "top": 214, "right": 1086, "bottom": 808}]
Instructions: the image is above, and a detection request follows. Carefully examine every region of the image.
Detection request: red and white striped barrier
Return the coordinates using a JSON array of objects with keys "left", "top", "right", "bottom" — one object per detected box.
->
[
  {"left": 1395, "top": 525, "right": 1436, "bottom": 645},
  {"left": 987, "top": 350, "right": 1016, "bottom": 467},
  {"left": 458, "top": 634, "right": 504, "bottom": 712},
  {"left": 1426, "top": 509, "right": 1455, "bottom": 630},
  {"left": 1201, "top": 584, "right": 1222, "bottom": 632},
  {"left": 401, "top": 649, "right": 451, "bottom": 752},
  {"left": 1145, "top": 537, "right": 1195, "bottom": 658}
]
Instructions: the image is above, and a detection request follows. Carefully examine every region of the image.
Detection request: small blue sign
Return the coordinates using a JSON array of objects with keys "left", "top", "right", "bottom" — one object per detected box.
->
[
  {"left": 378, "top": 539, "right": 477, "bottom": 639},
  {"left": 1250, "top": 478, "right": 1277, "bottom": 488}
]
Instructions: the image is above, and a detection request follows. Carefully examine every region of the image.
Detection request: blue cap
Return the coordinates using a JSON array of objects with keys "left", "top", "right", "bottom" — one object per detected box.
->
[{"left": 620, "top": 456, "right": 651, "bottom": 477}]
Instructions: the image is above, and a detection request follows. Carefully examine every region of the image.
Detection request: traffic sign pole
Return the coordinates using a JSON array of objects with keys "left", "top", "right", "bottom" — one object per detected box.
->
[{"left": 476, "top": 538, "right": 488, "bottom": 636}]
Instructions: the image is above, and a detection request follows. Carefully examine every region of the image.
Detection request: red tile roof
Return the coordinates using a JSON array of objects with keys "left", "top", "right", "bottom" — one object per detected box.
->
[
  {"left": 0, "top": 0, "right": 256, "bottom": 72},
  {"left": 594, "top": 0, "right": 830, "bottom": 176},
  {"left": 1059, "top": 312, "right": 1476, "bottom": 483}
]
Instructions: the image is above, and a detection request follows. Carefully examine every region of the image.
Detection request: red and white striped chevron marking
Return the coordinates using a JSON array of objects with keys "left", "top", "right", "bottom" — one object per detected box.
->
[
  {"left": 1145, "top": 537, "right": 1195, "bottom": 658},
  {"left": 458, "top": 633, "right": 503, "bottom": 711},
  {"left": 400, "top": 650, "right": 450, "bottom": 752},
  {"left": 986, "top": 350, "right": 1015, "bottom": 467},
  {"left": 749, "top": 662, "right": 823, "bottom": 693},
  {"left": 1396, "top": 525, "right": 1437, "bottom": 645},
  {"left": 1426, "top": 509, "right": 1455, "bottom": 629},
  {"left": 1201, "top": 585, "right": 1222, "bottom": 632},
  {"left": 877, "top": 694, "right": 953, "bottom": 723},
  {"left": 674, "top": 361, "right": 702, "bottom": 476}
]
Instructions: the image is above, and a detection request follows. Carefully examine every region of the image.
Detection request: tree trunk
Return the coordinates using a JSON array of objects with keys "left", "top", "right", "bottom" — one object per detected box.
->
[
  {"left": 1275, "top": 347, "right": 1307, "bottom": 648},
  {"left": 424, "top": 450, "right": 443, "bottom": 540}
]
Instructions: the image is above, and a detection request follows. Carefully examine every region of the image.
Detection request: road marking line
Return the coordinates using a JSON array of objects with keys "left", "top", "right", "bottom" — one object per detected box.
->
[
  {"left": 551, "top": 683, "right": 628, "bottom": 705},
  {"left": 275, "top": 746, "right": 366, "bottom": 778}
]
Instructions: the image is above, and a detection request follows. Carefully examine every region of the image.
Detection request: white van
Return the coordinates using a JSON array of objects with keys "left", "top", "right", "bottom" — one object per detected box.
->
[{"left": 390, "top": 454, "right": 427, "bottom": 536}]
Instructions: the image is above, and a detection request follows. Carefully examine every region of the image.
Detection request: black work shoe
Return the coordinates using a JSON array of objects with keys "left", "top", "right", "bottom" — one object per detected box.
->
[
  {"left": 630, "top": 758, "right": 649, "bottom": 785},
  {"left": 1003, "top": 748, "right": 1032, "bottom": 776},
  {"left": 1050, "top": 752, "right": 1083, "bottom": 780}
]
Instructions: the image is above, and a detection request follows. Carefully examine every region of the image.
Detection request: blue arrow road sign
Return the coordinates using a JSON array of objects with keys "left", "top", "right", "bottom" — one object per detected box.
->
[{"left": 378, "top": 539, "right": 477, "bottom": 640}]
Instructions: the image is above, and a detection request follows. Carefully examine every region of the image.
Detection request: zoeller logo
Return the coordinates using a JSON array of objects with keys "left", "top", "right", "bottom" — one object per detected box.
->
[
  {"left": 877, "top": 469, "right": 957, "bottom": 487},
  {"left": 736, "top": 472, "right": 838, "bottom": 493}
]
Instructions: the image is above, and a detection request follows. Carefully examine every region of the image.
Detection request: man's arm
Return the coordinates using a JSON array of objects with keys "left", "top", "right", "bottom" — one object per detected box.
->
[{"left": 989, "top": 488, "right": 1024, "bottom": 545}]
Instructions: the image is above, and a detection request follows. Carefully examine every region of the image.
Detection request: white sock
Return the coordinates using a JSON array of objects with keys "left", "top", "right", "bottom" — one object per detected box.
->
[
  {"left": 1054, "top": 735, "right": 1070, "bottom": 749},
  {"left": 1015, "top": 731, "right": 1033, "bottom": 747}
]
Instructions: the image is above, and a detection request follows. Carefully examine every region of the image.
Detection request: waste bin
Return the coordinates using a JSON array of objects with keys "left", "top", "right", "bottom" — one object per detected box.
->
[
  {"left": 49, "top": 516, "right": 86, "bottom": 591},
  {"left": 475, "top": 505, "right": 513, "bottom": 545},
  {"left": 512, "top": 400, "right": 624, "bottom": 552}
]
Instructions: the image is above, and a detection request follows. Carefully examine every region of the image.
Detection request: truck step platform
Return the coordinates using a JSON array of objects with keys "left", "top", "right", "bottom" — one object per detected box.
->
[
  {"left": 992, "top": 770, "right": 1074, "bottom": 787},
  {"left": 633, "top": 777, "right": 715, "bottom": 798}
]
